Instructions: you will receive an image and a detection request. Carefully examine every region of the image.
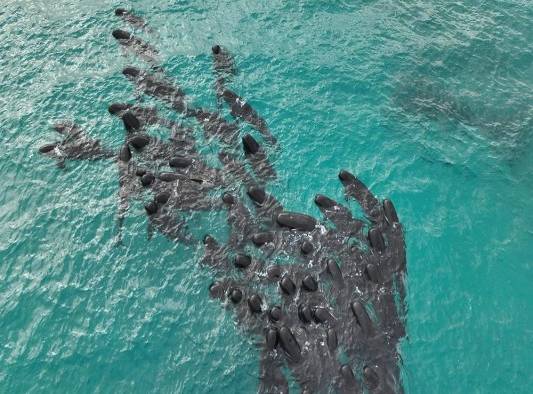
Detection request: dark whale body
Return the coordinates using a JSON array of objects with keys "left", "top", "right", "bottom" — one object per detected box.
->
[
  {"left": 204, "top": 170, "right": 406, "bottom": 393},
  {"left": 222, "top": 89, "right": 277, "bottom": 145},
  {"left": 112, "top": 30, "right": 158, "bottom": 64}
]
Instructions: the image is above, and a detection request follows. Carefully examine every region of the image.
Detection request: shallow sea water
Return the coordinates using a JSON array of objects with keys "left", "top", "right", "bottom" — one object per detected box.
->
[{"left": 1, "top": 0, "right": 532, "bottom": 393}]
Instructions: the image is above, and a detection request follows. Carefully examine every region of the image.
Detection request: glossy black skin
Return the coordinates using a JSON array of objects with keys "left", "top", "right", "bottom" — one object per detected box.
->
[
  {"left": 122, "top": 67, "right": 189, "bottom": 113},
  {"left": 205, "top": 170, "right": 406, "bottom": 394},
  {"left": 209, "top": 47, "right": 276, "bottom": 146},
  {"left": 221, "top": 89, "right": 277, "bottom": 145},
  {"left": 212, "top": 44, "right": 237, "bottom": 77},
  {"left": 112, "top": 30, "right": 158, "bottom": 64},
  {"left": 241, "top": 134, "right": 276, "bottom": 183},
  {"left": 211, "top": 44, "right": 237, "bottom": 107}
]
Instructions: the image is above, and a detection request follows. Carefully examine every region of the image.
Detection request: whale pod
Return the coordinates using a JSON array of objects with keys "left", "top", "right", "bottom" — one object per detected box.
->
[
  {"left": 339, "top": 169, "right": 380, "bottom": 216},
  {"left": 159, "top": 172, "right": 179, "bottom": 182},
  {"left": 301, "top": 240, "right": 313, "bottom": 254},
  {"left": 247, "top": 186, "right": 266, "bottom": 204},
  {"left": 276, "top": 212, "right": 317, "bottom": 231},
  {"left": 112, "top": 29, "right": 131, "bottom": 40},
  {"left": 144, "top": 201, "right": 158, "bottom": 215},
  {"left": 267, "top": 265, "right": 283, "bottom": 280},
  {"left": 39, "top": 143, "right": 58, "bottom": 153},
  {"left": 365, "top": 263, "right": 382, "bottom": 283},
  {"left": 203, "top": 234, "right": 217, "bottom": 246},
  {"left": 314, "top": 194, "right": 337, "bottom": 209},
  {"left": 221, "top": 193, "right": 236, "bottom": 205},
  {"left": 108, "top": 103, "right": 130, "bottom": 114},
  {"left": 115, "top": 8, "right": 148, "bottom": 30},
  {"left": 340, "top": 365, "right": 359, "bottom": 389},
  {"left": 155, "top": 191, "right": 170, "bottom": 205},
  {"left": 128, "top": 134, "right": 150, "bottom": 150},
  {"left": 122, "top": 66, "right": 141, "bottom": 78},
  {"left": 269, "top": 306, "right": 282, "bottom": 322},
  {"left": 229, "top": 288, "right": 243, "bottom": 304},
  {"left": 278, "top": 327, "right": 301, "bottom": 362},
  {"left": 312, "top": 307, "right": 333, "bottom": 323},
  {"left": 363, "top": 366, "right": 380, "bottom": 390},
  {"left": 208, "top": 281, "right": 225, "bottom": 298},
  {"left": 122, "top": 111, "right": 140, "bottom": 132}
]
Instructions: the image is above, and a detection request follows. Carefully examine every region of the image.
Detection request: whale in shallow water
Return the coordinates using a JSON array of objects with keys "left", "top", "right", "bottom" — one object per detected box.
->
[
  {"left": 242, "top": 134, "right": 276, "bottom": 183},
  {"left": 38, "top": 122, "right": 114, "bottom": 168},
  {"left": 221, "top": 89, "right": 277, "bottom": 145},
  {"left": 212, "top": 45, "right": 237, "bottom": 78},
  {"left": 112, "top": 29, "right": 159, "bottom": 64},
  {"left": 202, "top": 169, "right": 406, "bottom": 393},
  {"left": 115, "top": 8, "right": 151, "bottom": 31},
  {"left": 218, "top": 151, "right": 257, "bottom": 188},
  {"left": 42, "top": 37, "right": 407, "bottom": 393},
  {"left": 194, "top": 109, "right": 240, "bottom": 146},
  {"left": 122, "top": 67, "right": 191, "bottom": 114},
  {"left": 211, "top": 44, "right": 237, "bottom": 99}
]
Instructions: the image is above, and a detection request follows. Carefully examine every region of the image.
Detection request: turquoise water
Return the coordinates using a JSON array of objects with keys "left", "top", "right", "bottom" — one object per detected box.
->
[{"left": 1, "top": 0, "right": 532, "bottom": 392}]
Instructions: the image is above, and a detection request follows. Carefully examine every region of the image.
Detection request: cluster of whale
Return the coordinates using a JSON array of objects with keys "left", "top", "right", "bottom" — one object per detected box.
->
[{"left": 38, "top": 8, "right": 407, "bottom": 394}]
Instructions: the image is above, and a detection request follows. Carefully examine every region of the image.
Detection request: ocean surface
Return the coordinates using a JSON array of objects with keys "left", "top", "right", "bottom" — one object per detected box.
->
[{"left": 1, "top": 0, "right": 532, "bottom": 393}]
